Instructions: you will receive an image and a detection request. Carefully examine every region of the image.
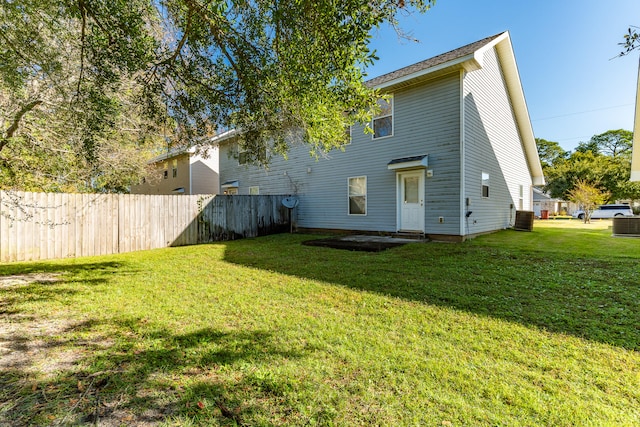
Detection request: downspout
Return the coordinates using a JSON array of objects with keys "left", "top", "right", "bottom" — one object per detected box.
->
[{"left": 459, "top": 69, "right": 467, "bottom": 239}]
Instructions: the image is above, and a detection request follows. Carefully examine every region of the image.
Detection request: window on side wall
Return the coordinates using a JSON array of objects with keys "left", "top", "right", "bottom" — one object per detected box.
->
[
  {"left": 519, "top": 185, "right": 524, "bottom": 210},
  {"left": 373, "top": 96, "right": 393, "bottom": 139},
  {"left": 482, "top": 172, "right": 490, "bottom": 198},
  {"left": 238, "top": 146, "right": 249, "bottom": 165},
  {"left": 345, "top": 125, "right": 352, "bottom": 145},
  {"left": 172, "top": 159, "right": 178, "bottom": 178},
  {"left": 348, "top": 176, "right": 367, "bottom": 215},
  {"left": 238, "top": 144, "right": 267, "bottom": 165},
  {"left": 249, "top": 186, "right": 259, "bottom": 195}
]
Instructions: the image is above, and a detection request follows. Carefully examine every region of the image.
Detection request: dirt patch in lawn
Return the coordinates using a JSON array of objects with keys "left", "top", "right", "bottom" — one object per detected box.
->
[
  {"left": 0, "top": 273, "right": 61, "bottom": 289},
  {"left": 0, "top": 273, "right": 148, "bottom": 426}
]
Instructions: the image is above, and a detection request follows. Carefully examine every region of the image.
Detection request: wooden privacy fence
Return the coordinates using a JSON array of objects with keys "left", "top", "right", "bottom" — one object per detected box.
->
[{"left": 0, "top": 191, "right": 291, "bottom": 262}]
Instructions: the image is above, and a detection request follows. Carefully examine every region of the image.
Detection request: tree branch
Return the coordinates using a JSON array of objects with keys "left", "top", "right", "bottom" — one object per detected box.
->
[
  {"left": 76, "top": 0, "right": 88, "bottom": 99},
  {"left": 0, "top": 99, "right": 43, "bottom": 153}
]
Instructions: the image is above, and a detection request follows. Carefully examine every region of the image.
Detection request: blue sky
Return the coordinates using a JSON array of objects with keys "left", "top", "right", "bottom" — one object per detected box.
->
[{"left": 366, "top": 0, "right": 640, "bottom": 152}]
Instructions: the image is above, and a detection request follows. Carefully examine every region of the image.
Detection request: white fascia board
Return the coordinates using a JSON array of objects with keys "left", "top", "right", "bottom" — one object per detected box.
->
[
  {"left": 209, "top": 129, "right": 238, "bottom": 146},
  {"left": 148, "top": 146, "right": 195, "bottom": 164},
  {"left": 494, "top": 33, "right": 545, "bottom": 186}
]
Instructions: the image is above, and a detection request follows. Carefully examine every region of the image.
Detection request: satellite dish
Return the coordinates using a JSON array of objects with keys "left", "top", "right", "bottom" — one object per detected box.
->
[{"left": 281, "top": 197, "right": 299, "bottom": 209}]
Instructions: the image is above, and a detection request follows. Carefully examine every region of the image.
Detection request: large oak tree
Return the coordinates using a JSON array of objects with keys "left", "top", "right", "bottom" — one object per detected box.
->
[{"left": 1, "top": 0, "right": 435, "bottom": 191}]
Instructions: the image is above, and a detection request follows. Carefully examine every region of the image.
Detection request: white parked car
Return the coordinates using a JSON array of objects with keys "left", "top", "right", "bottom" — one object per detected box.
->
[{"left": 572, "top": 204, "right": 634, "bottom": 220}]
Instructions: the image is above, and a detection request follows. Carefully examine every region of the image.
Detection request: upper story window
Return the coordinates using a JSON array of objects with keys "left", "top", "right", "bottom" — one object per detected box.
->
[
  {"left": 172, "top": 159, "right": 178, "bottom": 178},
  {"left": 238, "top": 144, "right": 267, "bottom": 165},
  {"left": 238, "top": 146, "right": 250, "bottom": 165},
  {"left": 373, "top": 96, "right": 393, "bottom": 139},
  {"left": 345, "top": 125, "right": 352, "bottom": 145}
]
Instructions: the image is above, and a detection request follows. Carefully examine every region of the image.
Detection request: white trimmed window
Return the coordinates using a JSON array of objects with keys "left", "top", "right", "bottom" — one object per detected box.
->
[
  {"left": 373, "top": 96, "right": 393, "bottom": 139},
  {"left": 345, "top": 125, "right": 352, "bottom": 145},
  {"left": 482, "top": 172, "right": 490, "bottom": 198},
  {"left": 348, "top": 176, "right": 367, "bottom": 215},
  {"left": 238, "top": 144, "right": 267, "bottom": 165},
  {"left": 518, "top": 185, "right": 524, "bottom": 210},
  {"left": 238, "top": 146, "right": 249, "bottom": 165},
  {"left": 249, "top": 186, "right": 259, "bottom": 195}
]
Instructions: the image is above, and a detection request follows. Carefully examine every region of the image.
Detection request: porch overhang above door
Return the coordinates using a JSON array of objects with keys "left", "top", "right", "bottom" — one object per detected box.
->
[
  {"left": 387, "top": 155, "right": 428, "bottom": 171},
  {"left": 221, "top": 180, "right": 239, "bottom": 189}
]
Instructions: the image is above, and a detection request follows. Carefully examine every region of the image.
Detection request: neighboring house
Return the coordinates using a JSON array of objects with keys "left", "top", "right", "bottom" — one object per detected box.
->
[
  {"left": 215, "top": 32, "right": 544, "bottom": 241},
  {"left": 532, "top": 187, "right": 575, "bottom": 217},
  {"left": 131, "top": 147, "right": 219, "bottom": 195}
]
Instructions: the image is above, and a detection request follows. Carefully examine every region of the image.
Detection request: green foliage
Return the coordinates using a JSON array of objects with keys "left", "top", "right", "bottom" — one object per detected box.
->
[
  {"left": 150, "top": 0, "right": 436, "bottom": 160},
  {"left": 574, "top": 139, "right": 600, "bottom": 155},
  {"left": 588, "top": 129, "right": 632, "bottom": 158},
  {"left": 567, "top": 179, "right": 609, "bottom": 223},
  {"left": 1, "top": 225, "right": 639, "bottom": 425},
  {"left": 619, "top": 25, "right": 640, "bottom": 56},
  {"left": 0, "top": 0, "right": 165, "bottom": 192},
  {"left": 542, "top": 130, "right": 640, "bottom": 201},
  {"left": 535, "top": 138, "right": 567, "bottom": 170},
  {"left": 1, "top": 0, "right": 437, "bottom": 191}
]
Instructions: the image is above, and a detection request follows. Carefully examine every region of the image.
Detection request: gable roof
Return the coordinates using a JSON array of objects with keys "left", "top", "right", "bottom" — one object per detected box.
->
[
  {"left": 366, "top": 33, "right": 504, "bottom": 89},
  {"left": 367, "top": 31, "right": 544, "bottom": 186},
  {"left": 148, "top": 147, "right": 194, "bottom": 164},
  {"left": 209, "top": 33, "right": 544, "bottom": 185},
  {"left": 533, "top": 187, "right": 563, "bottom": 202}
]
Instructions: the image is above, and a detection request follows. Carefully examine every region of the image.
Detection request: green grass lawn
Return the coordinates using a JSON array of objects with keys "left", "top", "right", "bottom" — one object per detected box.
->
[{"left": 1, "top": 220, "right": 639, "bottom": 426}]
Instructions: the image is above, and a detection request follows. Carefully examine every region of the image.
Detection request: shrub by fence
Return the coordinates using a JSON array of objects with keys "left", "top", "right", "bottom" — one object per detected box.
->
[{"left": 0, "top": 191, "right": 290, "bottom": 262}]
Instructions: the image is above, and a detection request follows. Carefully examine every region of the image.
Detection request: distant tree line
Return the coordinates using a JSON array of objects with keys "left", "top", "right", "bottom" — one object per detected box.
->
[{"left": 536, "top": 130, "right": 640, "bottom": 212}]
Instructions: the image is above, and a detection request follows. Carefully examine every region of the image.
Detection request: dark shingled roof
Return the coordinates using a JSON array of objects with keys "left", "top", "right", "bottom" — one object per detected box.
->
[
  {"left": 387, "top": 155, "right": 428, "bottom": 166},
  {"left": 366, "top": 32, "right": 505, "bottom": 88}
]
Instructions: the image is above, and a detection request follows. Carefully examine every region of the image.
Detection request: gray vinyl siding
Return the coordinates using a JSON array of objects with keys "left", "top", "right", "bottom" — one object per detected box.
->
[
  {"left": 219, "top": 72, "right": 462, "bottom": 234},
  {"left": 462, "top": 47, "right": 533, "bottom": 234}
]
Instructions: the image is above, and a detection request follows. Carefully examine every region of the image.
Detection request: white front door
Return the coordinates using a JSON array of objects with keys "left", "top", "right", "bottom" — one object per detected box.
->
[{"left": 398, "top": 170, "right": 425, "bottom": 232}]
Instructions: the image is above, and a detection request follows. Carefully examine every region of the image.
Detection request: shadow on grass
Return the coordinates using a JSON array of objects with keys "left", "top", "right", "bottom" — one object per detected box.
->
[
  {"left": 1, "top": 260, "right": 312, "bottom": 425},
  {"left": 1, "top": 262, "right": 310, "bottom": 426},
  {"left": 222, "top": 234, "right": 640, "bottom": 352},
  {"left": 0, "top": 261, "right": 129, "bottom": 320},
  {"left": 0, "top": 260, "right": 127, "bottom": 277},
  {"left": 1, "top": 324, "right": 308, "bottom": 426}
]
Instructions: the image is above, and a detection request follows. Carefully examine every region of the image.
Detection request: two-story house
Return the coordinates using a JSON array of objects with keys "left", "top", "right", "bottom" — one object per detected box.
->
[
  {"left": 131, "top": 147, "right": 220, "bottom": 195},
  {"left": 214, "top": 32, "right": 544, "bottom": 241}
]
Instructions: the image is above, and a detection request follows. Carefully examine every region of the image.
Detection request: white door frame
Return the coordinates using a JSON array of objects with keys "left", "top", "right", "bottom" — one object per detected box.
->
[{"left": 396, "top": 170, "right": 425, "bottom": 232}]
